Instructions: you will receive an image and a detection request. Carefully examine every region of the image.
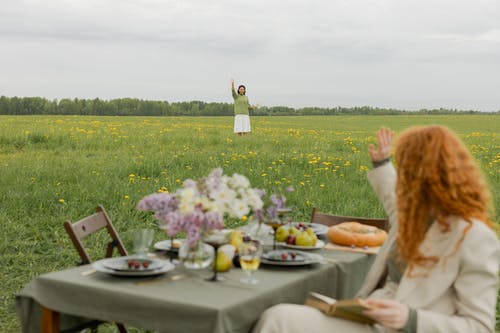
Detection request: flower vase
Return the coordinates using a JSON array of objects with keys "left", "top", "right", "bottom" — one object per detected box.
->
[{"left": 178, "top": 241, "right": 213, "bottom": 270}]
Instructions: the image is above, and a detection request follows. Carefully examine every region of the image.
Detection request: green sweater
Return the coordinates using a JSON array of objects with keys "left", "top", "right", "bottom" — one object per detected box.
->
[{"left": 232, "top": 88, "right": 251, "bottom": 115}]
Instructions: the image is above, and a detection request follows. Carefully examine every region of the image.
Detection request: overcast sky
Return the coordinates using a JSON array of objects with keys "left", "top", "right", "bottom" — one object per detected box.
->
[{"left": 1, "top": 0, "right": 499, "bottom": 111}]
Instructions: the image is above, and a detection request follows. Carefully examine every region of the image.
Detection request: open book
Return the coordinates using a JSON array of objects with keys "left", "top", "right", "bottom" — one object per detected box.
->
[{"left": 304, "top": 292, "right": 377, "bottom": 325}]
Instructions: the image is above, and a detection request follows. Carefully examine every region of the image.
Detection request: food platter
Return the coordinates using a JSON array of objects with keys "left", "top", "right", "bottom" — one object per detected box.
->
[
  {"left": 290, "top": 222, "right": 329, "bottom": 235},
  {"left": 92, "top": 256, "right": 175, "bottom": 277},
  {"left": 278, "top": 239, "right": 325, "bottom": 251},
  {"left": 261, "top": 250, "right": 323, "bottom": 266},
  {"left": 153, "top": 239, "right": 184, "bottom": 252}
]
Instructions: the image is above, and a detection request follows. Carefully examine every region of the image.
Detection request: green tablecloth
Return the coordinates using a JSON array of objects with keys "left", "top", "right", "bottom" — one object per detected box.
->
[{"left": 16, "top": 250, "right": 374, "bottom": 333}]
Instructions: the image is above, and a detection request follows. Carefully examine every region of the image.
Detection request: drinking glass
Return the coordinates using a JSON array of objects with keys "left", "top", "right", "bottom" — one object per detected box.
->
[
  {"left": 238, "top": 240, "right": 262, "bottom": 284},
  {"left": 132, "top": 229, "right": 154, "bottom": 257},
  {"left": 265, "top": 208, "right": 292, "bottom": 250},
  {"left": 202, "top": 230, "right": 230, "bottom": 282}
]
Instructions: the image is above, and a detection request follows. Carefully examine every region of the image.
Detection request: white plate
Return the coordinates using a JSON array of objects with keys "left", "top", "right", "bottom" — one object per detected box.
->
[
  {"left": 262, "top": 249, "right": 307, "bottom": 262},
  {"left": 290, "top": 222, "right": 329, "bottom": 235},
  {"left": 261, "top": 251, "right": 323, "bottom": 266},
  {"left": 278, "top": 239, "right": 325, "bottom": 251},
  {"left": 102, "top": 256, "right": 165, "bottom": 272},
  {"left": 153, "top": 239, "right": 184, "bottom": 252},
  {"left": 92, "top": 257, "right": 175, "bottom": 277}
]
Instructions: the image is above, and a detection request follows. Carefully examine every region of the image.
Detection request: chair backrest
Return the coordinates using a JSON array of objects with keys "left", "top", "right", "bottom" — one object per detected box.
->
[
  {"left": 310, "top": 207, "right": 389, "bottom": 232},
  {"left": 64, "top": 205, "right": 128, "bottom": 265}
]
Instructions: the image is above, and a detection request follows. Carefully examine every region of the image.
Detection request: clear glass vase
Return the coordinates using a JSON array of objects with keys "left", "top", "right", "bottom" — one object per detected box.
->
[{"left": 178, "top": 241, "right": 213, "bottom": 270}]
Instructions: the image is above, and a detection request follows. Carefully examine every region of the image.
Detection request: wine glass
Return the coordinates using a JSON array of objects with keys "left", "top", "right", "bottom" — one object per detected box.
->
[
  {"left": 159, "top": 225, "right": 176, "bottom": 263},
  {"left": 238, "top": 240, "right": 262, "bottom": 284},
  {"left": 202, "top": 230, "right": 230, "bottom": 282},
  {"left": 265, "top": 208, "right": 292, "bottom": 250}
]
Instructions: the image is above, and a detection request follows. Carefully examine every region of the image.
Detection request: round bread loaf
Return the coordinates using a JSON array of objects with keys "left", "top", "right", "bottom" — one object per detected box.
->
[{"left": 327, "top": 222, "right": 388, "bottom": 247}]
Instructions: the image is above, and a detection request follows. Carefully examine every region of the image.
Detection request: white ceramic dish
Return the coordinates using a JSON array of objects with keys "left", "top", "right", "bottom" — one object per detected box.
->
[
  {"left": 261, "top": 251, "right": 323, "bottom": 266},
  {"left": 92, "top": 257, "right": 174, "bottom": 277},
  {"left": 102, "top": 256, "right": 165, "bottom": 272},
  {"left": 278, "top": 239, "right": 325, "bottom": 251},
  {"left": 290, "top": 222, "right": 329, "bottom": 235},
  {"left": 153, "top": 239, "right": 184, "bottom": 252}
]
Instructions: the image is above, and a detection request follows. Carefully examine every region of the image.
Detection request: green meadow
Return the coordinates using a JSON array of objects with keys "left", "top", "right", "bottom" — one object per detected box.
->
[{"left": 1, "top": 115, "right": 499, "bottom": 332}]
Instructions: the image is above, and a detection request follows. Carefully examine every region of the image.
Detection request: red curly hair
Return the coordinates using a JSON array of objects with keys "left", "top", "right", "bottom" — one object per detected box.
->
[{"left": 394, "top": 125, "right": 493, "bottom": 273}]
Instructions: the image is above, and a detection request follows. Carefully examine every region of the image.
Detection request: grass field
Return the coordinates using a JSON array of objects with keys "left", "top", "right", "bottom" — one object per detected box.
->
[{"left": 1, "top": 115, "right": 499, "bottom": 332}]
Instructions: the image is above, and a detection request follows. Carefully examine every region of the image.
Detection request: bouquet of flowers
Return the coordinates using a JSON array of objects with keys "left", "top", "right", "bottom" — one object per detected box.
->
[
  {"left": 253, "top": 186, "right": 295, "bottom": 223},
  {"left": 137, "top": 168, "right": 264, "bottom": 247}
]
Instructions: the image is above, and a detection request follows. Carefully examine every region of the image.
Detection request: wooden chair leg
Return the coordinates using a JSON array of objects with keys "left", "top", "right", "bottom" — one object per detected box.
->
[
  {"left": 41, "top": 306, "right": 60, "bottom": 333},
  {"left": 116, "top": 323, "right": 128, "bottom": 333}
]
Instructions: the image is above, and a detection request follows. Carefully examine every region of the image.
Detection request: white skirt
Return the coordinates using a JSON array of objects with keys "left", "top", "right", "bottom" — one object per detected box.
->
[{"left": 234, "top": 115, "right": 251, "bottom": 133}]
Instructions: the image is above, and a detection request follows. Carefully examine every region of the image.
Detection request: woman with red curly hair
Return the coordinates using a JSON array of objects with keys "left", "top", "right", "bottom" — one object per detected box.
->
[{"left": 253, "top": 126, "right": 499, "bottom": 333}]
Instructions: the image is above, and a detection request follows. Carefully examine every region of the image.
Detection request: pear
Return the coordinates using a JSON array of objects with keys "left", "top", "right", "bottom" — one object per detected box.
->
[
  {"left": 230, "top": 230, "right": 244, "bottom": 251},
  {"left": 289, "top": 226, "right": 300, "bottom": 236},
  {"left": 275, "top": 226, "right": 290, "bottom": 242},
  {"left": 212, "top": 249, "right": 233, "bottom": 272},
  {"left": 310, "top": 232, "right": 318, "bottom": 246},
  {"left": 306, "top": 228, "right": 318, "bottom": 246},
  {"left": 295, "top": 231, "right": 314, "bottom": 247}
]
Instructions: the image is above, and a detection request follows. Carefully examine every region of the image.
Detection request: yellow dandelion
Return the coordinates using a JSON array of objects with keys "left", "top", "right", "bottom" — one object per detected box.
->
[
  {"left": 242, "top": 215, "right": 248, "bottom": 222},
  {"left": 320, "top": 184, "right": 325, "bottom": 188},
  {"left": 124, "top": 195, "right": 130, "bottom": 200},
  {"left": 157, "top": 186, "right": 168, "bottom": 193},
  {"left": 58, "top": 198, "right": 65, "bottom": 204},
  {"left": 300, "top": 181, "right": 305, "bottom": 186}
]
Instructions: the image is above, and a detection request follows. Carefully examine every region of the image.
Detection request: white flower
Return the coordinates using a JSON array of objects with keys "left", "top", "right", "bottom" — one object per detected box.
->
[
  {"left": 200, "top": 197, "right": 219, "bottom": 212},
  {"left": 177, "top": 187, "right": 197, "bottom": 214},
  {"left": 228, "top": 173, "right": 250, "bottom": 189},
  {"left": 211, "top": 186, "right": 236, "bottom": 205},
  {"left": 244, "top": 189, "right": 264, "bottom": 210},
  {"left": 229, "top": 198, "right": 251, "bottom": 218}
]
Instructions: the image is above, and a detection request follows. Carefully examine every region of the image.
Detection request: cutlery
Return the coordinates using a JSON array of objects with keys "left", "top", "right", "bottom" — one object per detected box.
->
[
  {"left": 320, "top": 258, "right": 337, "bottom": 264},
  {"left": 134, "top": 273, "right": 190, "bottom": 286},
  {"left": 80, "top": 268, "right": 97, "bottom": 276}
]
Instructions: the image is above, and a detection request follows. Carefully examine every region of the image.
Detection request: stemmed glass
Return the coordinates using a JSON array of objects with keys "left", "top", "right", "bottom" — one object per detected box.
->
[
  {"left": 202, "top": 230, "right": 230, "bottom": 282},
  {"left": 265, "top": 208, "right": 292, "bottom": 250},
  {"left": 159, "top": 225, "right": 176, "bottom": 262},
  {"left": 238, "top": 240, "right": 262, "bottom": 284}
]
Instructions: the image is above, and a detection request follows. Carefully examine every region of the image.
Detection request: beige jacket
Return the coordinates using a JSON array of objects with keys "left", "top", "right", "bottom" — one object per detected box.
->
[{"left": 357, "top": 163, "right": 500, "bottom": 333}]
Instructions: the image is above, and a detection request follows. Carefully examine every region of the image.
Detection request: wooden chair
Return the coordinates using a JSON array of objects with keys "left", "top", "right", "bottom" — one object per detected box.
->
[
  {"left": 310, "top": 207, "right": 389, "bottom": 232},
  {"left": 63, "top": 205, "right": 128, "bottom": 333}
]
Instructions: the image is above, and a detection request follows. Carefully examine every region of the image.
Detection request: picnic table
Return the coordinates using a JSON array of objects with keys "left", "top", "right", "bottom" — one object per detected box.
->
[{"left": 17, "top": 248, "right": 375, "bottom": 333}]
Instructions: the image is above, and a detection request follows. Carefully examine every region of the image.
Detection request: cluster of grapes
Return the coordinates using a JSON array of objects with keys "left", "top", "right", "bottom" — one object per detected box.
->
[
  {"left": 126, "top": 259, "right": 150, "bottom": 269},
  {"left": 280, "top": 252, "right": 298, "bottom": 261}
]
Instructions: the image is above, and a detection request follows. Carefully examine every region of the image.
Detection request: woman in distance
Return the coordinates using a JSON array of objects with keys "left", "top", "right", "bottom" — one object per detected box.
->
[
  {"left": 253, "top": 126, "right": 500, "bottom": 333},
  {"left": 231, "top": 78, "right": 257, "bottom": 136}
]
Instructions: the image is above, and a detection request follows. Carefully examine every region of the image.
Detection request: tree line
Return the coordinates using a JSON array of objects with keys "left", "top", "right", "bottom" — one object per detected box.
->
[{"left": 0, "top": 96, "right": 495, "bottom": 116}]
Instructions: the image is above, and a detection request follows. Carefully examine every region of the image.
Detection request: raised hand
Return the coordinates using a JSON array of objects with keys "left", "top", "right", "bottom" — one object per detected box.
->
[
  {"left": 368, "top": 127, "right": 393, "bottom": 163},
  {"left": 230, "top": 78, "right": 235, "bottom": 87}
]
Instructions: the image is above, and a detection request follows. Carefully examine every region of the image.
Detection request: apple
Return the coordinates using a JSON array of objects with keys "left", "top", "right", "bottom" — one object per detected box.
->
[
  {"left": 286, "top": 234, "right": 297, "bottom": 245},
  {"left": 275, "top": 226, "right": 289, "bottom": 242}
]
